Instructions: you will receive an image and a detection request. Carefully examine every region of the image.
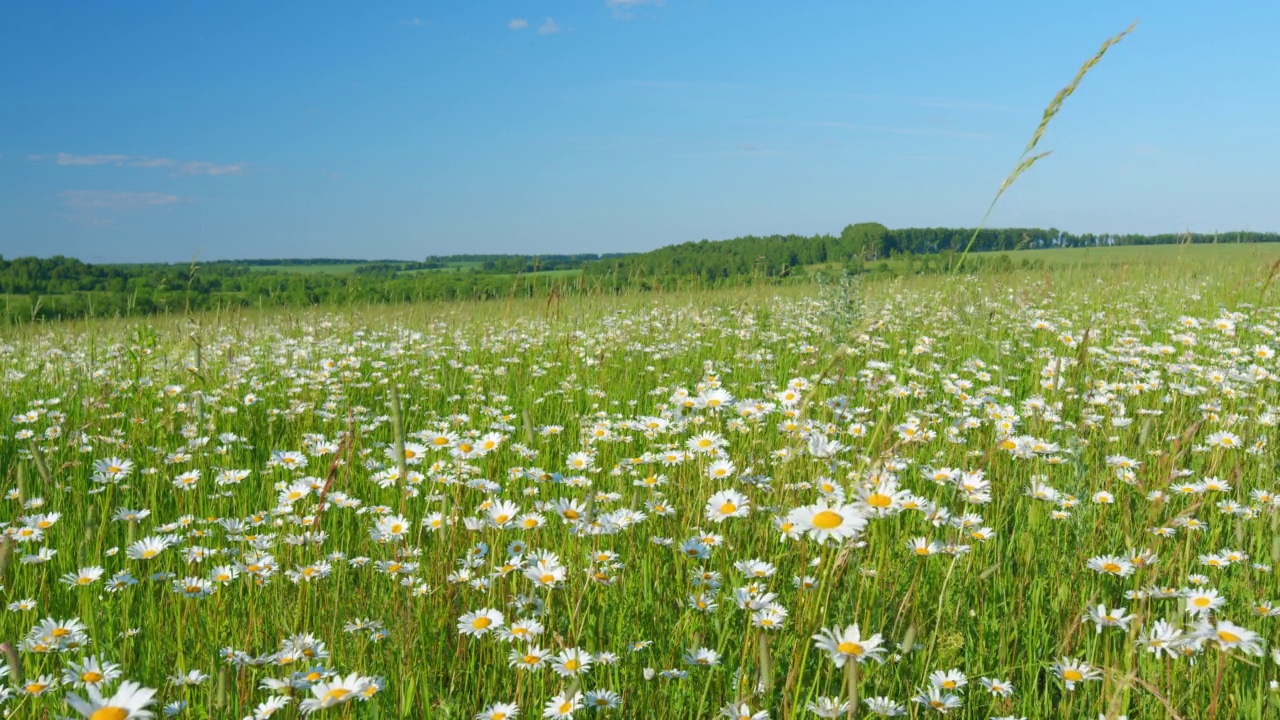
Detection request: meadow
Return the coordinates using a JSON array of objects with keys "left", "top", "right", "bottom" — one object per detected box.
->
[{"left": 2, "top": 248, "right": 1279, "bottom": 719}]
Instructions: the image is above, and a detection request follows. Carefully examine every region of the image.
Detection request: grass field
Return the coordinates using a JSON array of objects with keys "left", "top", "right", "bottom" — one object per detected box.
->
[
  {"left": 245, "top": 264, "right": 374, "bottom": 275},
  {"left": 1017, "top": 242, "right": 1280, "bottom": 267},
  {"left": 1, "top": 250, "right": 1279, "bottom": 719},
  {"left": 243, "top": 261, "right": 582, "bottom": 279}
]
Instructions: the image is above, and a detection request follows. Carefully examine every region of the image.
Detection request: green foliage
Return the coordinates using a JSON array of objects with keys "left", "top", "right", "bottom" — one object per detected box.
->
[{"left": 0, "top": 253, "right": 1277, "bottom": 718}]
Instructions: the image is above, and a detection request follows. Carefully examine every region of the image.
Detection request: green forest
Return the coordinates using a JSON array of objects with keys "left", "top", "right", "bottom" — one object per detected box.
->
[
  {"left": 3, "top": 225, "right": 1275, "bottom": 321},
  {"left": 582, "top": 224, "right": 1280, "bottom": 281}
]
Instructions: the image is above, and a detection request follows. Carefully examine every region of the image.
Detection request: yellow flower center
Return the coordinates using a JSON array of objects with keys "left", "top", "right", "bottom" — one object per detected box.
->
[
  {"left": 323, "top": 688, "right": 351, "bottom": 702},
  {"left": 1217, "top": 630, "right": 1240, "bottom": 643},
  {"left": 836, "top": 641, "right": 864, "bottom": 656},
  {"left": 90, "top": 709, "right": 129, "bottom": 720},
  {"left": 472, "top": 617, "right": 492, "bottom": 629},
  {"left": 82, "top": 671, "right": 104, "bottom": 683},
  {"left": 564, "top": 659, "right": 580, "bottom": 671},
  {"left": 811, "top": 510, "right": 843, "bottom": 530},
  {"left": 563, "top": 510, "right": 580, "bottom": 520},
  {"left": 1063, "top": 669, "right": 1083, "bottom": 682},
  {"left": 866, "top": 493, "right": 892, "bottom": 508},
  {"left": 1193, "top": 597, "right": 1212, "bottom": 608},
  {"left": 1101, "top": 562, "right": 1121, "bottom": 574},
  {"left": 719, "top": 502, "right": 737, "bottom": 515}
]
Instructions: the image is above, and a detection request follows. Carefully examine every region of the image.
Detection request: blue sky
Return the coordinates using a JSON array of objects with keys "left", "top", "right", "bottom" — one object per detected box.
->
[{"left": 2, "top": 1, "right": 1278, "bottom": 262}]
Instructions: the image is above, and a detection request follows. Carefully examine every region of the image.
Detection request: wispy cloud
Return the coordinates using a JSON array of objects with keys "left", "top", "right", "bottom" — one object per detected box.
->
[
  {"left": 508, "top": 18, "right": 528, "bottom": 30},
  {"left": 399, "top": 17, "right": 424, "bottom": 27},
  {"left": 627, "top": 79, "right": 755, "bottom": 93},
  {"left": 606, "top": 0, "right": 662, "bottom": 20},
  {"left": 827, "top": 93, "right": 1019, "bottom": 112},
  {"left": 755, "top": 119, "right": 996, "bottom": 141},
  {"left": 31, "top": 153, "right": 248, "bottom": 176},
  {"left": 59, "top": 190, "right": 183, "bottom": 210},
  {"left": 177, "top": 161, "right": 247, "bottom": 176},
  {"left": 815, "top": 121, "right": 994, "bottom": 140},
  {"left": 537, "top": 18, "right": 561, "bottom": 35}
]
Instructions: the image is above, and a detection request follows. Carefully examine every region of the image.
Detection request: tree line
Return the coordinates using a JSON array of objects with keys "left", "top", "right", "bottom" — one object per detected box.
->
[
  {"left": 583, "top": 224, "right": 1280, "bottom": 282},
  {"left": 2, "top": 226, "right": 1274, "bottom": 322}
]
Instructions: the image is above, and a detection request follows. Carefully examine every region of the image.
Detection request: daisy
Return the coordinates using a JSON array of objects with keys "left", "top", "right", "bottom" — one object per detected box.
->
[
  {"left": 1204, "top": 619, "right": 1264, "bottom": 655},
  {"left": 65, "top": 679, "right": 157, "bottom": 719},
  {"left": 719, "top": 703, "right": 768, "bottom": 719},
  {"left": 299, "top": 672, "right": 371, "bottom": 713},
  {"left": 1086, "top": 604, "right": 1136, "bottom": 633},
  {"left": 584, "top": 690, "right": 621, "bottom": 710},
  {"left": 705, "top": 489, "right": 750, "bottom": 523},
  {"left": 551, "top": 648, "right": 592, "bottom": 676},
  {"left": 789, "top": 501, "right": 867, "bottom": 544},
  {"left": 979, "top": 677, "right": 1014, "bottom": 697},
  {"left": 62, "top": 655, "right": 122, "bottom": 688},
  {"left": 508, "top": 646, "right": 550, "bottom": 671},
  {"left": 862, "top": 696, "right": 905, "bottom": 717},
  {"left": 458, "top": 608, "right": 504, "bottom": 637},
  {"left": 476, "top": 701, "right": 519, "bottom": 720},
  {"left": 374, "top": 514, "right": 411, "bottom": 540},
  {"left": 1086, "top": 555, "right": 1135, "bottom": 577},
  {"left": 683, "top": 647, "right": 721, "bottom": 666},
  {"left": 1138, "top": 619, "right": 1184, "bottom": 657},
  {"left": 806, "top": 697, "right": 850, "bottom": 718},
  {"left": 706, "top": 459, "right": 736, "bottom": 481},
  {"left": 910, "top": 686, "right": 963, "bottom": 713},
  {"left": 61, "top": 566, "right": 106, "bottom": 588},
  {"left": 22, "top": 673, "right": 59, "bottom": 696},
  {"left": 1051, "top": 657, "right": 1100, "bottom": 691},
  {"left": 1184, "top": 588, "right": 1226, "bottom": 617},
  {"left": 542, "top": 691, "right": 582, "bottom": 718},
  {"left": 250, "top": 695, "right": 292, "bottom": 718},
  {"left": 812, "top": 623, "right": 885, "bottom": 667},
  {"left": 928, "top": 668, "right": 967, "bottom": 691},
  {"left": 127, "top": 535, "right": 174, "bottom": 558}
]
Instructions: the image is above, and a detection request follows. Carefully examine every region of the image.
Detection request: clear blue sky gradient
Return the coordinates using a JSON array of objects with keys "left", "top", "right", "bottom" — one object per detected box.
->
[{"left": 2, "top": 2, "right": 1277, "bottom": 262}]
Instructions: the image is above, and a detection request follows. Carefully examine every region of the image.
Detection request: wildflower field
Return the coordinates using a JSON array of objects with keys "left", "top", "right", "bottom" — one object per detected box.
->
[{"left": 3, "top": 250, "right": 1280, "bottom": 719}]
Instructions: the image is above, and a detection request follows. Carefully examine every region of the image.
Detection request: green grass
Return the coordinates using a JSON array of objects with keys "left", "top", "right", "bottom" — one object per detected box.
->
[
  {"left": 0, "top": 254, "right": 1278, "bottom": 718},
  {"left": 1016, "top": 242, "right": 1280, "bottom": 267},
  {"left": 246, "top": 263, "right": 373, "bottom": 274}
]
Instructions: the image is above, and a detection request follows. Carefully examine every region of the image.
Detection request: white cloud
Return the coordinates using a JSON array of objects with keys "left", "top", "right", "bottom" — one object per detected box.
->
[
  {"left": 32, "top": 153, "right": 247, "bottom": 176},
  {"left": 178, "top": 161, "right": 247, "bottom": 176},
  {"left": 31, "top": 153, "right": 158, "bottom": 167},
  {"left": 606, "top": 0, "right": 661, "bottom": 19},
  {"left": 59, "top": 190, "right": 183, "bottom": 209},
  {"left": 537, "top": 18, "right": 561, "bottom": 35},
  {"left": 508, "top": 18, "right": 528, "bottom": 30}
]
